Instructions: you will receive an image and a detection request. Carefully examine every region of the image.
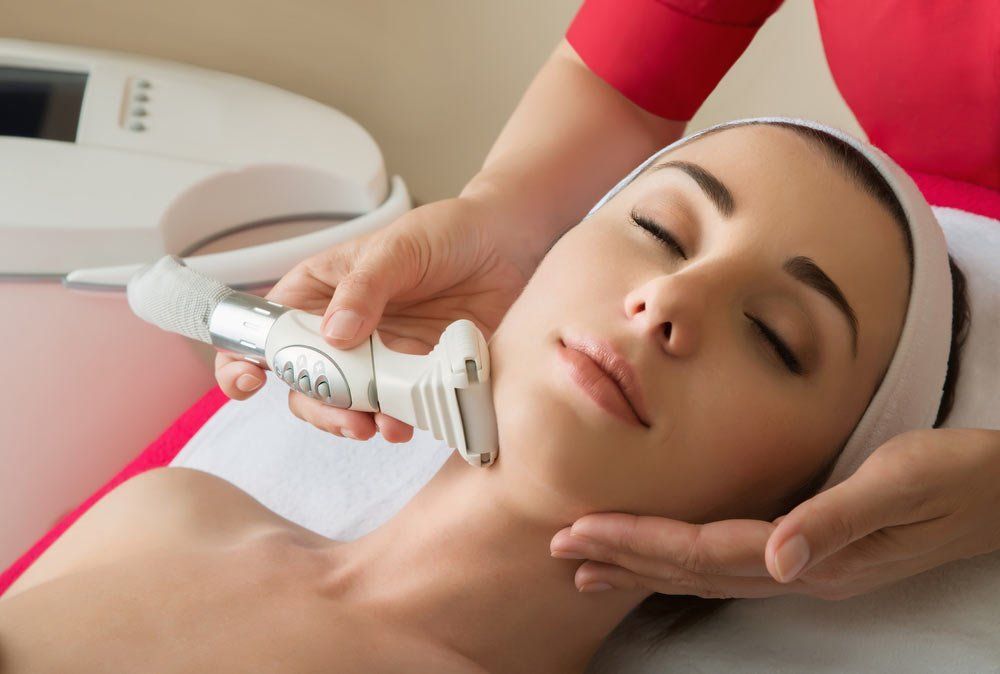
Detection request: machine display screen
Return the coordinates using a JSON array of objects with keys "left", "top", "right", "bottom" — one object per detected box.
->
[{"left": 0, "top": 67, "right": 88, "bottom": 142}]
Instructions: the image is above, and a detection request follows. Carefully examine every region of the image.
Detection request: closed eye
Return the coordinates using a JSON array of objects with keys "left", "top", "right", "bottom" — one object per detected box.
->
[
  {"left": 630, "top": 210, "right": 688, "bottom": 260},
  {"left": 746, "top": 313, "right": 804, "bottom": 375}
]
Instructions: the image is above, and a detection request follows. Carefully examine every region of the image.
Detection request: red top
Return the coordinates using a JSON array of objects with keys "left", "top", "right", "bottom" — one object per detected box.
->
[{"left": 566, "top": 0, "right": 1000, "bottom": 201}]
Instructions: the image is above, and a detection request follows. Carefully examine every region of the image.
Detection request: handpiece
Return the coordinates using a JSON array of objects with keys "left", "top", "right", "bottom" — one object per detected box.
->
[{"left": 126, "top": 255, "right": 499, "bottom": 467}]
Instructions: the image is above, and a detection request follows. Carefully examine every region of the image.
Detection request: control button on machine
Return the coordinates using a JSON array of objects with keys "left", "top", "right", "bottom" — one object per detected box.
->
[
  {"left": 135, "top": 79, "right": 152, "bottom": 89},
  {"left": 298, "top": 374, "right": 312, "bottom": 395},
  {"left": 134, "top": 92, "right": 150, "bottom": 103},
  {"left": 132, "top": 107, "right": 148, "bottom": 117},
  {"left": 129, "top": 121, "right": 146, "bottom": 132},
  {"left": 272, "top": 346, "right": 352, "bottom": 408}
]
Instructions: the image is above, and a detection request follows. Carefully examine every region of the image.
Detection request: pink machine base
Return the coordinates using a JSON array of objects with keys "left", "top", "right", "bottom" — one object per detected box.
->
[{"left": 0, "top": 386, "right": 228, "bottom": 596}]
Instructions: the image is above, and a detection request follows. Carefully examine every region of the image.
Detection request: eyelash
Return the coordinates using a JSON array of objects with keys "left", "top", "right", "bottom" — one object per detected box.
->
[
  {"left": 629, "top": 211, "right": 804, "bottom": 376},
  {"left": 630, "top": 212, "right": 688, "bottom": 259},
  {"left": 747, "top": 314, "right": 804, "bottom": 375}
]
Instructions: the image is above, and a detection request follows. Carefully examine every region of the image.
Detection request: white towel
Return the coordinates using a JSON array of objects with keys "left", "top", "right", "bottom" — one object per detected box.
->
[
  {"left": 173, "top": 206, "right": 1000, "bottom": 672},
  {"left": 172, "top": 381, "right": 453, "bottom": 543}
]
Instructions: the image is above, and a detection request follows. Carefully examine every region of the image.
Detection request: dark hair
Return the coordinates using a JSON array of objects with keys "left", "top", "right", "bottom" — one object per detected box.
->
[{"left": 608, "top": 121, "right": 972, "bottom": 653}]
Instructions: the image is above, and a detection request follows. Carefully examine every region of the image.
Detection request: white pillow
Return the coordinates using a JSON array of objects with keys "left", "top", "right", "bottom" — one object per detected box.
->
[{"left": 587, "top": 207, "right": 1000, "bottom": 673}]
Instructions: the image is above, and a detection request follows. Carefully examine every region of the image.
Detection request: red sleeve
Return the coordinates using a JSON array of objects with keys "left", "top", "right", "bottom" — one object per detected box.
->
[{"left": 566, "top": 0, "right": 784, "bottom": 121}]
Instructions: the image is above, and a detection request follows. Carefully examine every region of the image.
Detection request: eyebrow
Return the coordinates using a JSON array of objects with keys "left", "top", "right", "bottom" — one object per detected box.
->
[
  {"left": 783, "top": 256, "right": 859, "bottom": 356},
  {"left": 646, "top": 160, "right": 736, "bottom": 217}
]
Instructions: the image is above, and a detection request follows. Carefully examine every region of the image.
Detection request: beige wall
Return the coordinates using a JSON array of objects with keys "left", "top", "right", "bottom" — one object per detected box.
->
[{"left": 3, "top": 0, "right": 861, "bottom": 202}]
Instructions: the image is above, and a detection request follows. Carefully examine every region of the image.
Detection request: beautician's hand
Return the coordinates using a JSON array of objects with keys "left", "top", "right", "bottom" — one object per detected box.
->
[
  {"left": 214, "top": 196, "right": 529, "bottom": 441},
  {"left": 552, "top": 428, "right": 1000, "bottom": 599}
]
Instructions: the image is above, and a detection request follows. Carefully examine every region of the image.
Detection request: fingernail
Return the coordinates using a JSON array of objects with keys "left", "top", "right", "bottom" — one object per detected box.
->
[
  {"left": 342, "top": 429, "right": 359, "bottom": 440},
  {"left": 579, "top": 582, "right": 612, "bottom": 593},
  {"left": 569, "top": 520, "right": 604, "bottom": 541},
  {"left": 551, "top": 548, "right": 586, "bottom": 560},
  {"left": 550, "top": 529, "right": 587, "bottom": 559},
  {"left": 774, "top": 534, "right": 810, "bottom": 582},
  {"left": 324, "top": 309, "right": 363, "bottom": 341},
  {"left": 236, "top": 374, "right": 263, "bottom": 392}
]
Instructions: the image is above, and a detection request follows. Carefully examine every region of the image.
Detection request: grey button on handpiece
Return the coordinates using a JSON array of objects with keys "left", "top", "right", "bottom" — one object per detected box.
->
[{"left": 272, "top": 346, "right": 352, "bottom": 408}]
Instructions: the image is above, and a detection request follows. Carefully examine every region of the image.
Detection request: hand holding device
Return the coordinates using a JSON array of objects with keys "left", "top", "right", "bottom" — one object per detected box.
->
[
  {"left": 214, "top": 197, "right": 529, "bottom": 443},
  {"left": 129, "top": 254, "right": 501, "bottom": 466}
]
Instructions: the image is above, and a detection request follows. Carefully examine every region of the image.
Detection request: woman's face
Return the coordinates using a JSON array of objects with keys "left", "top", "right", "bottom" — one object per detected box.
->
[{"left": 489, "top": 125, "right": 910, "bottom": 522}]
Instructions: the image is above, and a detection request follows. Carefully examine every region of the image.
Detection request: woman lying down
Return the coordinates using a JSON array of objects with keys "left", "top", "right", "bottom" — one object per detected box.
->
[{"left": 0, "top": 119, "right": 970, "bottom": 673}]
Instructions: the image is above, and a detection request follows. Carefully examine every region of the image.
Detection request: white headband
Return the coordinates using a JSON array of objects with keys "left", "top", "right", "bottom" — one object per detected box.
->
[{"left": 587, "top": 117, "right": 952, "bottom": 491}]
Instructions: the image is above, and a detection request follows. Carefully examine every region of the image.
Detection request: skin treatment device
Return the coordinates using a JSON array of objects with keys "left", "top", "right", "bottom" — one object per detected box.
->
[
  {"left": 128, "top": 256, "right": 500, "bottom": 468},
  {"left": 0, "top": 39, "right": 410, "bottom": 567}
]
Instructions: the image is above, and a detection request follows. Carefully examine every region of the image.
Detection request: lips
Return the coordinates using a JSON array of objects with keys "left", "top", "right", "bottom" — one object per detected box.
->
[{"left": 558, "top": 335, "right": 651, "bottom": 428}]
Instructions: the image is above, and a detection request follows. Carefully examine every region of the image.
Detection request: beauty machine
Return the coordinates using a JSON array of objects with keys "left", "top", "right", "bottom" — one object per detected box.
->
[
  {"left": 127, "top": 256, "right": 499, "bottom": 467},
  {"left": 0, "top": 39, "right": 412, "bottom": 565}
]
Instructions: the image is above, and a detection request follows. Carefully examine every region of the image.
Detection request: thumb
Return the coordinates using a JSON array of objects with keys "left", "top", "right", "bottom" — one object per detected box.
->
[
  {"left": 320, "top": 234, "right": 423, "bottom": 348},
  {"left": 764, "top": 457, "right": 925, "bottom": 583}
]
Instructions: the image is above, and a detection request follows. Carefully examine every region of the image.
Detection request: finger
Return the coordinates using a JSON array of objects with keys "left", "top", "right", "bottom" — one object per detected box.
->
[
  {"left": 369, "top": 332, "right": 422, "bottom": 442},
  {"left": 572, "top": 562, "right": 649, "bottom": 596},
  {"left": 374, "top": 413, "right": 415, "bottom": 443},
  {"left": 214, "top": 353, "right": 266, "bottom": 400},
  {"left": 379, "top": 332, "right": 434, "bottom": 356},
  {"left": 798, "top": 535, "right": 961, "bottom": 601},
  {"left": 792, "top": 514, "right": 962, "bottom": 593},
  {"left": 567, "top": 514, "right": 774, "bottom": 576},
  {"left": 263, "top": 261, "right": 341, "bottom": 312},
  {"left": 847, "top": 515, "right": 963, "bottom": 567},
  {"left": 766, "top": 452, "right": 944, "bottom": 583},
  {"left": 287, "top": 390, "right": 377, "bottom": 440},
  {"left": 553, "top": 529, "right": 702, "bottom": 581},
  {"left": 552, "top": 527, "right": 769, "bottom": 583},
  {"left": 573, "top": 561, "right": 794, "bottom": 600},
  {"left": 320, "top": 234, "right": 425, "bottom": 348}
]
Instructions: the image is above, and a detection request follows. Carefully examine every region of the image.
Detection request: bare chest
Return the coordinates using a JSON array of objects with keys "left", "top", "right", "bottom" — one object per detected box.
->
[{"left": 0, "top": 536, "right": 479, "bottom": 673}]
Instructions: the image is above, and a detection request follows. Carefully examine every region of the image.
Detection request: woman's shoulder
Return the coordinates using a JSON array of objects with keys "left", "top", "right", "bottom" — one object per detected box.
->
[
  {"left": 5, "top": 467, "right": 318, "bottom": 597},
  {"left": 116, "top": 467, "right": 279, "bottom": 534}
]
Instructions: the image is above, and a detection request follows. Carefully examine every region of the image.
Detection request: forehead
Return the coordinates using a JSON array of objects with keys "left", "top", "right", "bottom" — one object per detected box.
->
[
  {"left": 641, "top": 125, "right": 840, "bottom": 212},
  {"left": 628, "top": 125, "right": 902, "bottom": 256}
]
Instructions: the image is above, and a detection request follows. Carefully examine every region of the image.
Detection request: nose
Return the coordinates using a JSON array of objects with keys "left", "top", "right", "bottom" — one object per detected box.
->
[{"left": 624, "top": 269, "right": 715, "bottom": 358}]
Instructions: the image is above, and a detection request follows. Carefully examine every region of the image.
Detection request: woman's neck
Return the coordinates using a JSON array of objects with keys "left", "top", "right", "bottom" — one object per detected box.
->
[{"left": 323, "top": 451, "right": 649, "bottom": 672}]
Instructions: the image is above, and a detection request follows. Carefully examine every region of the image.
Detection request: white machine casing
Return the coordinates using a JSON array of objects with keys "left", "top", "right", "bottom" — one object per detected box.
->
[{"left": 0, "top": 39, "right": 410, "bottom": 567}]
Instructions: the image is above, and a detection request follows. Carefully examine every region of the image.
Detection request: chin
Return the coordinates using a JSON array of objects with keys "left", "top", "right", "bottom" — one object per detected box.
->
[{"left": 492, "top": 378, "right": 623, "bottom": 515}]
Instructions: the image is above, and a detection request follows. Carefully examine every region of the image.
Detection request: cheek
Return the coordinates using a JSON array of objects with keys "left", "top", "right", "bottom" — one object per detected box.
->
[
  {"left": 684, "top": 384, "right": 847, "bottom": 520},
  {"left": 625, "top": 359, "right": 849, "bottom": 522}
]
